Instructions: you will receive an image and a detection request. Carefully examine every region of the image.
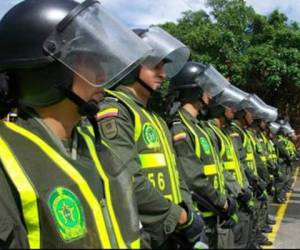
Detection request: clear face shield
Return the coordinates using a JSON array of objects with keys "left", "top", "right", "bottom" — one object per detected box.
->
[
  {"left": 195, "top": 65, "right": 231, "bottom": 98},
  {"left": 43, "top": 0, "right": 151, "bottom": 89},
  {"left": 281, "top": 122, "right": 294, "bottom": 136},
  {"left": 140, "top": 26, "right": 190, "bottom": 78},
  {"left": 241, "top": 94, "right": 278, "bottom": 122},
  {"left": 214, "top": 85, "right": 248, "bottom": 111},
  {"left": 269, "top": 122, "right": 281, "bottom": 135}
]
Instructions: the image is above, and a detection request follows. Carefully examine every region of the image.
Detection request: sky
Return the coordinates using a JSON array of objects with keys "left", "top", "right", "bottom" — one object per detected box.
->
[{"left": 0, "top": 0, "right": 300, "bottom": 28}]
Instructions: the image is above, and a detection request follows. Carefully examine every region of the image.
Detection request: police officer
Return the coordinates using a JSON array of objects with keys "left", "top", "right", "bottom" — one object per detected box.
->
[
  {"left": 0, "top": 0, "right": 152, "bottom": 248},
  {"left": 166, "top": 61, "right": 240, "bottom": 249},
  {"left": 94, "top": 27, "right": 205, "bottom": 248},
  {"left": 240, "top": 95, "right": 279, "bottom": 246},
  {"left": 204, "top": 85, "right": 258, "bottom": 249},
  {"left": 269, "top": 122, "right": 289, "bottom": 203}
]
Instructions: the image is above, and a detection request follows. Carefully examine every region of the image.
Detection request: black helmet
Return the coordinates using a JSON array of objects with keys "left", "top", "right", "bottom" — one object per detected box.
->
[
  {"left": 0, "top": 0, "right": 78, "bottom": 70},
  {"left": 0, "top": 0, "right": 79, "bottom": 109},
  {"left": 0, "top": 0, "right": 150, "bottom": 111},
  {"left": 168, "top": 61, "right": 207, "bottom": 103}
]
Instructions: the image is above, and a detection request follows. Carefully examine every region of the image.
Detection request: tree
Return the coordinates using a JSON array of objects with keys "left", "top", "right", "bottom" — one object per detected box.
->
[{"left": 159, "top": 0, "right": 300, "bottom": 130}]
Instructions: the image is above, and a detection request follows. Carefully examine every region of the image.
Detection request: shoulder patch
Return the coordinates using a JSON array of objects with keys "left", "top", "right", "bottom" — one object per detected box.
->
[
  {"left": 96, "top": 108, "right": 119, "bottom": 121},
  {"left": 173, "top": 132, "right": 187, "bottom": 142},
  {"left": 100, "top": 119, "right": 118, "bottom": 139}
]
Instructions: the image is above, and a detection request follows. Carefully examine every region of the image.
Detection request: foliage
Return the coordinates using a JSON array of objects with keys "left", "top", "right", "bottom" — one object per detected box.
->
[{"left": 159, "top": 0, "right": 300, "bottom": 128}]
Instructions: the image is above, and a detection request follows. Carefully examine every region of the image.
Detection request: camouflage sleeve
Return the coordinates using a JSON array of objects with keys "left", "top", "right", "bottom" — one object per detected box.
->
[{"left": 170, "top": 122, "right": 227, "bottom": 209}]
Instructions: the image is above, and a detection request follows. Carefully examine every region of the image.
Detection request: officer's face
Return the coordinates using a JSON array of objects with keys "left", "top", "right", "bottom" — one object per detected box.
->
[
  {"left": 201, "top": 91, "right": 210, "bottom": 105},
  {"left": 260, "top": 121, "right": 267, "bottom": 129},
  {"left": 139, "top": 61, "right": 166, "bottom": 90},
  {"left": 245, "top": 111, "right": 254, "bottom": 125},
  {"left": 72, "top": 64, "right": 105, "bottom": 103},
  {"left": 225, "top": 107, "right": 235, "bottom": 120}
]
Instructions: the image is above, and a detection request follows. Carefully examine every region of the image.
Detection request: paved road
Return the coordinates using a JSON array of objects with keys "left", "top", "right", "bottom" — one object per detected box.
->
[{"left": 266, "top": 166, "right": 300, "bottom": 249}]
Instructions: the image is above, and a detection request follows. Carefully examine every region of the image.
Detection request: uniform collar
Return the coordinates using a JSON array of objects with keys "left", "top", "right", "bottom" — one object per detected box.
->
[
  {"left": 17, "top": 108, "right": 75, "bottom": 158},
  {"left": 180, "top": 107, "right": 199, "bottom": 124},
  {"left": 116, "top": 86, "right": 147, "bottom": 108}
]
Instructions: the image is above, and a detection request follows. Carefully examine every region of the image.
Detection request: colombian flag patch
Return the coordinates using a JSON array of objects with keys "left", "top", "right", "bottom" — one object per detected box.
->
[
  {"left": 173, "top": 132, "right": 187, "bottom": 142},
  {"left": 96, "top": 108, "right": 119, "bottom": 121}
]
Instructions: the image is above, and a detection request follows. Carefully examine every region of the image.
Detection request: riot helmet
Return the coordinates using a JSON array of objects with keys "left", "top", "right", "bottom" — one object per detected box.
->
[
  {"left": 269, "top": 122, "right": 281, "bottom": 135},
  {"left": 167, "top": 61, "right": 231, "bottom": 118},
  {"left": 0, "top": 0, "right": 150, "bottom": 113},
  {"left": 134, "top": 26, "right": 190, "bottom": 78},
  {"left": 281, "top": 122, "right": 295, "bottom": 136},
  {"left": 240, "top": 94, "right": 278, "bottom": 122},
  {"left": 118, "top": 26, "right": 190, "bottom": 93}
]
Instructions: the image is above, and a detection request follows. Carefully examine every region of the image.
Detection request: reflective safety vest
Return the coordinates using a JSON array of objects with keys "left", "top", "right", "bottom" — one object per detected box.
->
[
  {"left": 208, "top": 123, "right": 244, "bottom": 188},
  {"left": 265, "top": 137, "right": 278, "bottom": 163},
  {"left": 178, "top": 112, "right": 226, "bottom": 218},
  {"left": 231, "top": 123, "right": 258, "bottom": 176},
  {"left": 178, "top": 112, "right": 226, "bottom": 194},
  {"left": 105, "top": 90, "right": 182, "bottom": 204},
  {"left": 245, "top": 129, "right": 267, "bottom": 166},
  {"left": 278, "top": 135, "right": 295, "bottom": 158},
  {"left": 0, "top": 121, "right": 134, "bottom": 249}
]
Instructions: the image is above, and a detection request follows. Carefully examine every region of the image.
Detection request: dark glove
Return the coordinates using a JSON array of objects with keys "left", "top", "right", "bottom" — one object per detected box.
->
[
  {"left": 257, "top": 191, "right": 268, "bottom": 202},
  {"left": 221, "top": 196, "right": 237, "bottom": 220},
  {"left": 177, "top": 211, "right": 205, "bottom": 246},
  {"left": 238, "top": 188, "right": 252, "bottom": 203},
  {"left": 221, "top": 213, "right": 239, "bottom": 229}
]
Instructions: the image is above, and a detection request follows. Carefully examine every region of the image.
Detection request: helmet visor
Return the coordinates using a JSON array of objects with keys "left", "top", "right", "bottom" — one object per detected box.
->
[
  {"left": 141, "top": 26, "right": 190, "bottom": 78},
  {"left": 281, "top": 122, "right": 294, "bottom": 135},
  {"left": 43, "top": 1, "right": 151, "bottom": 88},
  {"left": 196, "top": 65, "right": 231, "bottom": 97},
  {"left": 214, "top": 85, "right": 248, "bottom": 111},
  {"left": 241, "top": 94, "right": 278, "bottom": 121},
  {"left": 269, "top": 122, "right": 281, "bottom": 134}
]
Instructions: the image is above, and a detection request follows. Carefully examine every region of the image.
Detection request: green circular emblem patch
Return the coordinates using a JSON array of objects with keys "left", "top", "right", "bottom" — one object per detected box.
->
[
  {"left": 200, "top": 137, "right": 211, "bottom": 155},
  {"left": 48, "top": 187, "right": 86, "bottom": 242},
  {"left": 143, "top": 123, "right": 160, "bottom": 148}
]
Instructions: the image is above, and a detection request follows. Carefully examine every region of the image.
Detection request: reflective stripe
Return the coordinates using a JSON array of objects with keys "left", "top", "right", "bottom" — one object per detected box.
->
[
  {"left": 246, "top": 153, "right": 254, "bottom": 161},
  {"left": 260, "top": 156, "right": 267, "bottom": 162},
  {"left": 130, "top": 238, "right": 141, "bottom": 249},
  {"left": 106, "top": 90, "right": 142, "bottom": 142},
  {"left": 150, "top": 113, "right": 181, "bottom": 204},
  {"left": 208, "top": 123, "right": 244, "bottom": 187},
  {"left": 179, "top": 113, "right": 225, "bottom": 189},
  {"left": 164, "top": 194, "right": 173, "bottom": 201},
  {"left": 203, "top": 164, "right": 218, "bottom": 176},
  {"left": 107, "top": 90, "right": 181, "bottom": 204},
  {"left": 179, "top": 111, "right": 200, "bottom": 158},
  {"left": 0, "top": 137, "right": 40, "bottom": 249},
  {"left": 78, "top": 128, "right": 127, "bottom": 248},
  {"left": 202, "top": 211, "right": 215, "bottom": 218},
  {"left": 224, "top": 161, "right": 236, "bottom": 170},
  {"left": 139, "top": 153, "right": 166, "bottom": 168},
  {"left": 200, "top": 125, "right": 226, "bottom": 193},
  {"left": 5, "top": 122, "right": 112, "bottom": 248}
]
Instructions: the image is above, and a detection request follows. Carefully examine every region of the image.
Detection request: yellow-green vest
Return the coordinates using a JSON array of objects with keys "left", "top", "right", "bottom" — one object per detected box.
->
[
  {"left": 0, "top": 121, "right": 138, "bottom": 249},
  {"left": 106, "top": 90, "right": 182, "bottom": 204}
]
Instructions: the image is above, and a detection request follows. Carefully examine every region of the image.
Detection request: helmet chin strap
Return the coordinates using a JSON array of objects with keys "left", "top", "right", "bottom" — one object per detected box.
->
[
  {"left": 55, "top": 85, "right": 102, "bottom": 144},
  {"left": 135, "top": 66, "right": 156, "bottom": 94},
  {"left": 137, "top": 77, "right": 155, "bottom": 94}
]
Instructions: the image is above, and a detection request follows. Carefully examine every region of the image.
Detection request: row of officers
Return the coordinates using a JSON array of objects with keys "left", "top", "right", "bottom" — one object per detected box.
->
[{"left": 0, "top": 0, "right": 299, "bottom": 249}]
